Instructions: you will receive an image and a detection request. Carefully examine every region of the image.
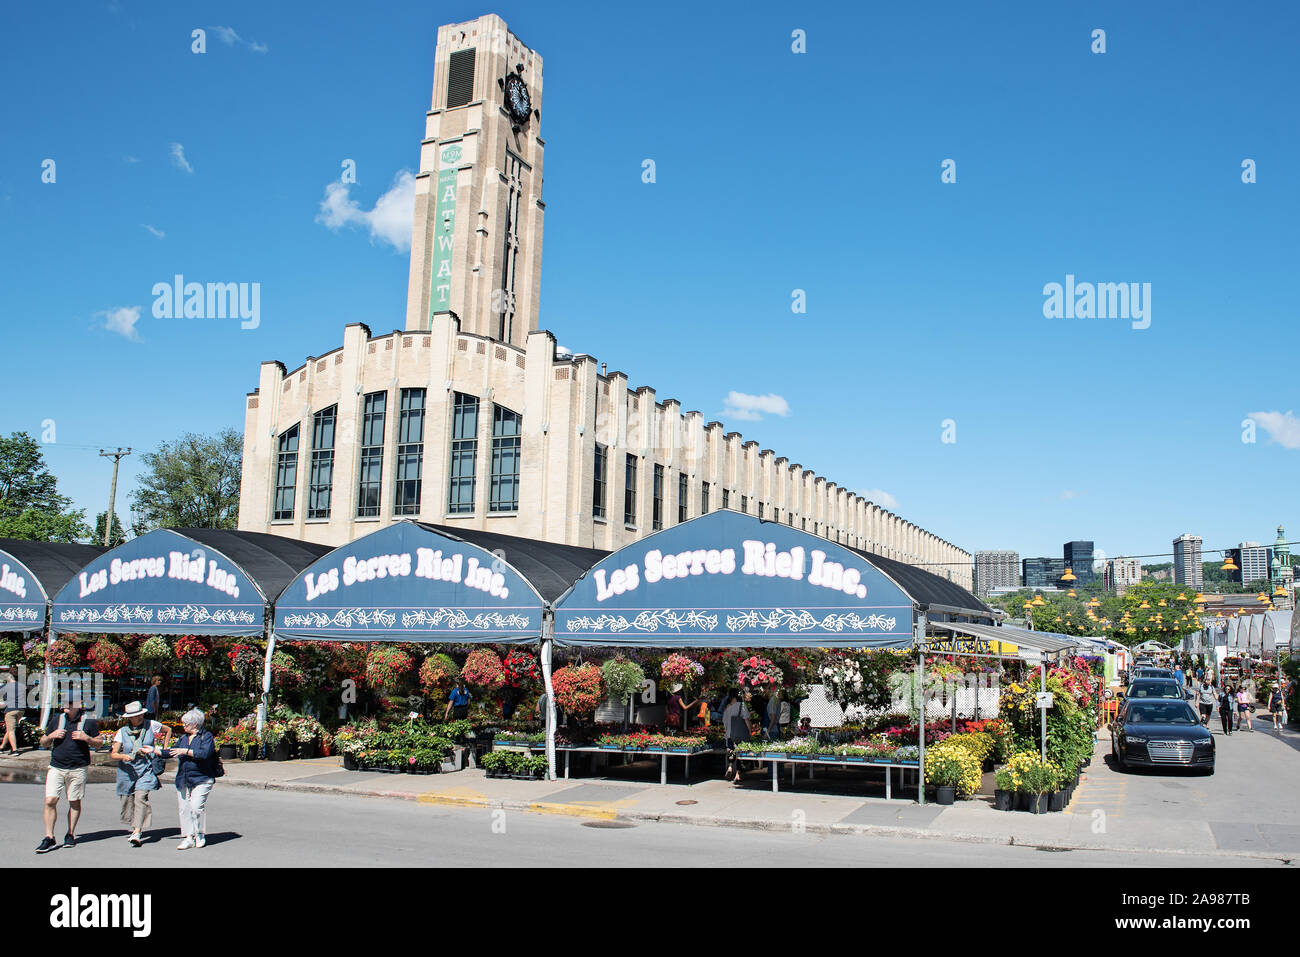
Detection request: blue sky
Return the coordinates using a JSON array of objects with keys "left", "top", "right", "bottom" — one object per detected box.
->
[{"left": 1, "top": 0, "right": 1296, "bottom": 569}]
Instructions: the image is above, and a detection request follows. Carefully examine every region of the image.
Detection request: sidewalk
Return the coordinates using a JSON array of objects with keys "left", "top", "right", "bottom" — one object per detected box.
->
[{"left": 5, "top": 728, "right": 1296, "bottom": 861}]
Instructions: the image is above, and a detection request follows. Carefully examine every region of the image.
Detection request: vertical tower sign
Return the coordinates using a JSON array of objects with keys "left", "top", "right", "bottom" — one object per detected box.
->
[{"left": 429, "top": 145, "right": 461, "bottom": 322}]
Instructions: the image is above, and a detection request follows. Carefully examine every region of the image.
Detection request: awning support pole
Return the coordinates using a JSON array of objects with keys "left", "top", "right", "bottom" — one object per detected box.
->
[
  {"left": 258, "top": 621, "right": 277, "bottom": 743},
  {"left": 38, "top": 601, "right": 54, "bottom": 730},
  {"left": 1040, "top": 651, "right": 1048, "bottom": 763},
  {"left": 916, "top": 610, "right": 926, "bottom": 806},
  {"left": 541, "top": 614, "right": 556, "bottom": 782}
]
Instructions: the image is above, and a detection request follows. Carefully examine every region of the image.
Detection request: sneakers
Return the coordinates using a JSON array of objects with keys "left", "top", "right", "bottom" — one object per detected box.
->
[
  {"left": 129, "top": 832, "right": 142, "bottom": 847},
  {"left": 62, "top": 834, "right": 75, "bottom": 849},
  {"left": 193, "top": 834, "right": 206, "bottom": 849},
  {"left": 36, "top": 836, "right": 57, "bottom": 854},
  {"left": 176, "top": 836, "right": 195, "bottom": 850}
]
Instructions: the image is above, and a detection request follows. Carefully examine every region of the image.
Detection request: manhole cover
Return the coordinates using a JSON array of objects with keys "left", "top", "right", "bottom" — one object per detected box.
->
[
  {"left": 581, "top": 820, "right": 637, "bottom": 829},
  {"left": 676, "top": 800, "right": 698, "bottom": 806}
]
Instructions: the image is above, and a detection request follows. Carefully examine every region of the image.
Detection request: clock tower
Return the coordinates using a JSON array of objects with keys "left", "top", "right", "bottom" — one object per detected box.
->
[{"left": 404, "top": 14, "right": 544, "bottom": 349}]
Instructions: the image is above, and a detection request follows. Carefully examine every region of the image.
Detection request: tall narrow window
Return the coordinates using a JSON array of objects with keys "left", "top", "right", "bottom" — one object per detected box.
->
[
  {"left": 394, "top": 389, "right": 425, "bottom": 516},
  {"left": 448, "top": 392, "right": 479, "bottom": 514},
  {"left": 498, "top": 152, "right": 525, "bottom": 341},
  {"left": 652, "top": 464, "right": 664, "bottom": 531},
  {"left": 592, "top": 444, "right": 607, "bottom": 519},
  {"left": 446, "top": 48, "right": 476, "bottom": 109},
  {"left": 701, "top": 482, "right": 710, "bottom": 515},
  {"left": 758, "top": 502, "right": 764, "bottom": 520},
  {"left": 740, "top": 495, "right": 748, "bottom": 515},
  {"left": 722, "top": 489, "right": 730, "bottom": 510},
  {"left": 624, "top": 454, "right": 638, "bottom": 525},
  {"left": 307, "top": 407, "right": 336, "bottom": 519},
  {"left": 273, "top": 424, "right": 299, "bottom": 521},
  {"left": 678, "top": 473, "right": 688, "bottom": 524},
  {"left": 489, "top": 405, "right": 521, "bottom": 511},
  {"left": 356, "top": 392, "right": 386, "bottom": 517}
]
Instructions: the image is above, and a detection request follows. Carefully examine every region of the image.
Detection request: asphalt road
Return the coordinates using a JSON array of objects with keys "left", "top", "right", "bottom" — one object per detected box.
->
[{"left": 1, "top": 775, "right": 1283, "bottom": 868}]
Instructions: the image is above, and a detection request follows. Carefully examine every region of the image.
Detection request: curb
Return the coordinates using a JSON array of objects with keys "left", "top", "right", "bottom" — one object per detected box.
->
[{"left": 5, "top": 757, "right": 1293, "bottom": 863}]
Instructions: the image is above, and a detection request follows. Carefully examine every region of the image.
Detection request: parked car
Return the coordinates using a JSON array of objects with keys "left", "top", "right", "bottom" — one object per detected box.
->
[
  {"left": 1112, "top": 698, "right": 1214, "bottom": 773},
  {"left": 1124, "top": 678, "right": 1192, "bottom": 701}
]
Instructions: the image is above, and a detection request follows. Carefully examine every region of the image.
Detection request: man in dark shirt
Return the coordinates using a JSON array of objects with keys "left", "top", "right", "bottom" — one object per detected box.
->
[
  {"left": 37, "top": 693, "right": 102, "bottom": 853},
  {"left": 145, "top": 676, "right": 162, "bottom": 719}
]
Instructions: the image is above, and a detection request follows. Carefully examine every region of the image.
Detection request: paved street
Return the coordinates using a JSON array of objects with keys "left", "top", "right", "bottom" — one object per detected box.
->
[{"left": 0, "top": 776, "right": 1283, "bottom": 868}]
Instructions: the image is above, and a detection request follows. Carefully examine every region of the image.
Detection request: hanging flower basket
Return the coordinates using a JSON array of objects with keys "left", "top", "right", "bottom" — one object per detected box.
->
[
  {"left": 461, "top": 649, "right": 506, "bottom": 691},
  {"left": 86, "top": 639, "right": 128, "bottom": 678},
  {"left": 46, "top": 639, "right": 81, "bottom": 669},
  {"left": 737, "top": 656, "right": 782, "bottom": 692},
  {"left": 552, "top": 663, "right": 603, "bottom": 716}
]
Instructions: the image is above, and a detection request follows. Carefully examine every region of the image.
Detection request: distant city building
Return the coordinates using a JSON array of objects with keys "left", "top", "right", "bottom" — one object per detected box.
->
[
  {"left": 1023, "top": 557, "right": 1066, "bottom": 589},
  {"left": 1234, "top": 542, "right": 1271, "bottom": 585},
  {"left": 1172, "top": 534, "right": 1203, "bottom": 589},
  {"left": 1062, "top": 541, "right": 1095, "bottom": 586},
  {"left": 974, "top": 550, "right": 1020, "bottom": 597},
  {"left": 1104, "top": 557, "right": 1143, "bottom": 595}
]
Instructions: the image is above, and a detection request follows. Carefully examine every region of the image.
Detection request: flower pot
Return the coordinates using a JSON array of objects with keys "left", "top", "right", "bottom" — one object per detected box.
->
[
  {"left": 218, "top": 744, "right": 237, "bottom": 761},
  {"left": 935, "top": 785, "right": 957, "bottom": 805},
  {"left": 1030, "top": 794, "right": 1051, "bottom": 814},
  {"left": 342, "top": 752, "right": 357, "bottom": 771},
  {"left": 238, "top": 745, "right": 258, "bottom": 762},
  {"left": 1049, "top": 791, "right": 1065, "bottom": 812},
  {"left": 993, "top": 789, "right": 1013, "bottom": 811},
  {"left": 269, "top": 740, "right": 293, "bottom": 762},
  {"left": 1015, "top": 792, "right": 1031, "bottom": 811},
  {"left": 296, "top": 740, "right": 317, "bottom": 760}
]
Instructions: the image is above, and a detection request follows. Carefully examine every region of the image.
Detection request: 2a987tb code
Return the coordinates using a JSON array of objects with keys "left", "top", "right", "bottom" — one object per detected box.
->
[{"left": 1193, "top": 894, "right": 1249, "bottom": 906}]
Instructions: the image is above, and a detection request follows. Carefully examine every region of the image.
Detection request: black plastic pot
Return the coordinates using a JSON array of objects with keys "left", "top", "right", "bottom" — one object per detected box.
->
[
  {"left": 238, "top": 745, "right": 258, "bottom": 762},
  {"left": 342, "top": 752, "right": 357, "bottom": 771},
  {"left": 218, "top": 744, "right": 237, "bottom": 761},
  {"left": 1049, "top": 791, "right": 1065, "bottom": 812},
  {"left": 935, "top": 785, "right": 956, "bottom": 805},
  {"left": 269, "top": 740, "right": 293, "bottom": 761},
  {"left": 296, "top": 740, "right": 317, "bottom": 760},
  {"left": 993, "top": 789, "right": 1013, "bottom": 811},
  {"left": 1030, "top": 793, "right": 1050, "bottom": 814}
]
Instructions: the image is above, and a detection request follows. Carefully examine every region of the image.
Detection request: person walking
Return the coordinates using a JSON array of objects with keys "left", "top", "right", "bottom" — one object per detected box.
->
[
  {"left": 1196, "top": 679, "right": 1216, "bottom": 726},
  {"left": 1174, "top": 663, "right": 1185, "bottom": 688},
  {"left": 1, "top": 668, "right": 21, "bottom": 755},
  {"left": 764, "top": 688, "right": 783, "bottom": 743},
  {"left": 1217, "top": 684, "right": 1235, "bottom": 736},
  {"left": 1268, "top": 685, "right": 1286, "bottom": 731},
  {"left": 1237, "top": 685, "right": 1254, "bottom": 732},
  {"left": 444, "top": 681, "right": 471, "bottom": 722},
  {"left": 145, "top": 676, "right": 163, "bottom": 720},
  {"left": 722, "top": 691, "right": 751, "bottom": 784},
  {"left": 37, "top": 692, "right": 102, "bottom": 853},
  {"left": 110, "top": 701, "right": 169, "bottom": 846},
  {"left": 164, "top": 708, "right": 218, "bottom": 850}
]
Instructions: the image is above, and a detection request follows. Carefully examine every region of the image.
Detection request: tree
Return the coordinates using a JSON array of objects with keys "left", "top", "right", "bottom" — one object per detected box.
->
[
  {"left": 0, "top": 431, "right": 90, "bottom": 542},
  {"left": 94, "top": 511, "right": 127, "bottom": 547},
  {"left": 129, "top": 429, "right": 242, "bottom": 533}
]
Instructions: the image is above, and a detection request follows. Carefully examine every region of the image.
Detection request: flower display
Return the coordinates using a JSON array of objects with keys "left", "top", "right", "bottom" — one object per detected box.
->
[
  {"left": 818, "top": 652, "right": 865, "bottom": 706},
  {"left": 46, "top": 639, "right": 80, "bottom": 669},
  {"left": 737, "top": 655, "right": 782, "bottom": 691},
  {"left": 924, "top": 742, "right": 982, "bottom": 795},
  {"left": 461, "top": 648, "right": 506, "bottom": 691},
  {"left": 174, "top": 635, "right": 213, "bottom": 660},
  {"left": 596, "top": 731, "right": 710, "bottom": 751},
  {"left": 419, "top": 653, "right": 460, "bottom": 693},
  {"left": 659, "top": 653, "right": 703, "bottom": 691},
  {"left": 85, "top": 639, "right": 128, "bottom": 677},
  {"left": 600, "top": 657, "right": 645, "bottom": 701},
  {"left": 364, "top": 646, "right": 414, "bottom": 692},
  {"left": 501, "top": 650, "right": 540, "bottom": 689},
  {"left": 270, "top": 650, "right": 305, "bottom": 689},
  {"left": 551, "top": 663, "right": 603, "bottom": 716},
  {"left": 137, "top": 635, "right": 171, "bottom": 663},
  {"left": 226, "top": 643, "right": 264, "bottom": 683}
]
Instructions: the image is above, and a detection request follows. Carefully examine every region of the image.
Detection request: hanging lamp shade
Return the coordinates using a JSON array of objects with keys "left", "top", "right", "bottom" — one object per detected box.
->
[
  {"left": 1032, "top": 595, "right": 1046, "bottom": 606},
  {"left": 1067, "top": 588, "right": 1077, "bottom": 598},
  {"left": 1222, "top": 555, "right": 1238, "bottom": 572},
  {"left": 1138, "top": 600, "right": 1150, "bottom": 609},
  {"left": 1061, "top": 567, "right": 1078, "bottom": 582}
]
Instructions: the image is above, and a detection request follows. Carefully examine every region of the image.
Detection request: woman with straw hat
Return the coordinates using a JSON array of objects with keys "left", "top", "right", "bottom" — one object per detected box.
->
[{"left": 110, "top": 700, "right": 170, "bottom": 846}]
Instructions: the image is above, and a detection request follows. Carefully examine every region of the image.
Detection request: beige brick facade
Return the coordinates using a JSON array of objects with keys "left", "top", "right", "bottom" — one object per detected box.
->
[{"left": 236, "top": 14, "right": 973, "bottom": 591}]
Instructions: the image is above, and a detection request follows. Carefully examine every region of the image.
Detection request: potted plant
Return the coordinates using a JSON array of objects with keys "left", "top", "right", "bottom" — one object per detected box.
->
[
  {"left": 600, "top": 657, "right": 646, "bottom": 729},
  {"left": 262, "top": 720, "right": 293, "bottom": 761},
  {"left": 925, "top": 750, "right": 963, "bottom": 805},
  {"left": 993, "top": 767, "right": 1014, "bottom": 811}
]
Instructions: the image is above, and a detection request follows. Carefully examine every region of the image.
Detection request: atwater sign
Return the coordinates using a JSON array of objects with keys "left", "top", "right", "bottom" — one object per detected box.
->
[
  {"left": 274, "top": 521, "right": 544, "bottom": 642},
  {"left": 553, "top": 511, "right": 914, "bottom": 648},
  {"left": 51, "top": 529, "right": 265, "bottom": 636}
]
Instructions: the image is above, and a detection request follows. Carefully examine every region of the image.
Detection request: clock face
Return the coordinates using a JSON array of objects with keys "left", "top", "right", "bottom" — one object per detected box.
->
[{"left": 504, "top": 74, "right": 531, "bottom": 124}]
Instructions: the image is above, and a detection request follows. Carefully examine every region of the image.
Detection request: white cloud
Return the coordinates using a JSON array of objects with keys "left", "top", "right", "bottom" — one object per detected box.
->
[
  {"left": 211, "top": 26, "right": 268, "bottom": 53},
  {"left": 140, "top": 224, "right": 164, "bottom": 239},
  {"left": 101, "top": 306, "right": 142, "bottom": 341},
  {"left": 854, "top": 488, "right": 898, "bottom": 509},
  {"left": 1247, "top": 410, "right": 1300, "bottom": 449},
  {"left": 1060, "top": 489, "right": 1082, "bottom": 500},
  {"left": 316, "top": 170, "right": 415, "bottom": 252},
  {"left": 169, "top": 143, "right": 193, "bottom": 174},
  {"left": 722, "top": 391, "right": 790, "bottom": 422},
  {"left": 123, "top": 155, "right": 140, "bottom": 164}
]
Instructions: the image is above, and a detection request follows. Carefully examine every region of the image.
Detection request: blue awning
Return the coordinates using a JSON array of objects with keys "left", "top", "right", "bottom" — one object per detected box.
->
[
  {"left": 0, "top": 539, "right": 106, "bottom": 634},
  {"left": 274, "top": 521, "right": 547, "bottom": 642},
  {"left": 50, "top": 529, "right": 296, "bottom": 637},
  {"left": 552, "top": 511, "right": 916, "bottom": 648}
]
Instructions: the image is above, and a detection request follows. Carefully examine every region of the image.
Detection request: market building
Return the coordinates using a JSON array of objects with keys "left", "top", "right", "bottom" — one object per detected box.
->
[{"left": 236, "top": 13, "right": 972, "bottom": 590}]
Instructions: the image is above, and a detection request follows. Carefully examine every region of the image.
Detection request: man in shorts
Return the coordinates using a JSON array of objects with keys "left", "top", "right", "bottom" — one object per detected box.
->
[
  {"left": 1196, "top": 679, "right": 1217, "bottom": 726},
  {"left": 37, "top": 691, "right": 102, "bottom": 853}
]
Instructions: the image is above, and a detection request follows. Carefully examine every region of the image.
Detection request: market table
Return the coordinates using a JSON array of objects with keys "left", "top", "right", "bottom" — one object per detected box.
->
[
  {"left": 495, "top": 742, "right": 721, "bottom": 785},
  {"left": 737, "top": 753, "right": 922, "bottom": 800}
]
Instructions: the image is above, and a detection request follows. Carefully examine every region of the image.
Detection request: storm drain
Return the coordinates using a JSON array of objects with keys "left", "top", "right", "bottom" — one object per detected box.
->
[
  {"left": 1033, "top": 846, "right": 1073, "bottom": 853},
  {"left": 581, "top": 820, "right": 638, "bottom": 829}
]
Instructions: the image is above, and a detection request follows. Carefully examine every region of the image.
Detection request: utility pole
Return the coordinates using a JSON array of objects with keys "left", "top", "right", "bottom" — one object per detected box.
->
[{"left": 98, "top": 448, "right": 132, "bottom": 546}]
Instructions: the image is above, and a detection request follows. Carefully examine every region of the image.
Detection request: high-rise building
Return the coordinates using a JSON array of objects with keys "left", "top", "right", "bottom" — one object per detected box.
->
[
  {"left": 1062, "top": 541, "right": 1095, "bottom": 586},
  {"left": 974, "top": 550, "right": 1020, "bottom": 597},
  {"left": 1023, "top": 557, "right": 1066, "bottom": 589},
  {"left": 1172, "top": 534, "right": 1203, "bottom": 589},
  {"left": 1235, "top": 542, "right": 1271, "bottom": 585},
  {"left": 1104, "top": 557, "right": 1143, "bottom": 594}
]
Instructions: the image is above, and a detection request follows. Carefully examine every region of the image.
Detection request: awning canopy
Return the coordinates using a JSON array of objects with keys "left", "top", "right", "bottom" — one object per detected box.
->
[
  {"left": 552, "top": 510, "right": 917, "bottom": 648},
  {"left": 1262, "top": 611, "right": 1291, "bottom": 653},
  {"left": 50, "top": 528, "right": 332, "bottom": 637},
  {"left": 929, "top": 620, "right": 1080, "bottom": 655},
  {"left": 0, "top": 539, "right": 106, "bottom": 634},
  {"left": 847, "top": 547, "right": 991, "bottom": 621},
  {"left": 274, "top": 521, "right": 591, "bottom": 642}
]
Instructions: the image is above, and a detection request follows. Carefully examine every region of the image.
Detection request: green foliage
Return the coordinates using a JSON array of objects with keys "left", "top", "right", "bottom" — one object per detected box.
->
[
  {"left": 0, "top": 432, "right": 90, "bottom": 542},
  {"left": 94, "top": 511, "right": 127, "bottom": 547},
  {"left": 128, "top": 429, "right": 242, "bottom": 533},
  {"left": 600, "top": 657, "right": 645, "bottom": 701},
  {"left": 0, "top": 638, "right": 23, "bottom": 667}
]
